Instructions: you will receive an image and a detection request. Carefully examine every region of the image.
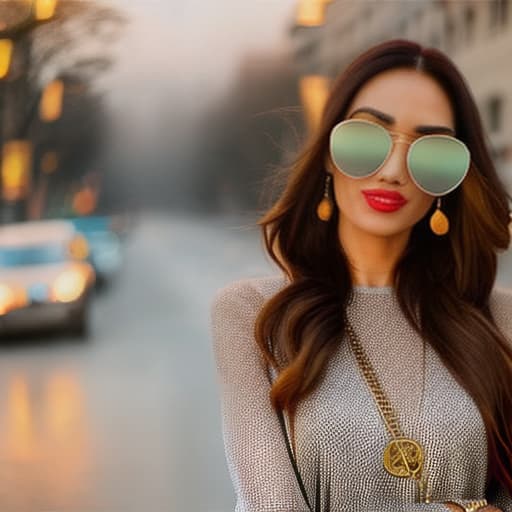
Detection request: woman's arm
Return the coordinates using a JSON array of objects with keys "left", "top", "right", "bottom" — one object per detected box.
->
[
  {"left": 210, "top": 280, "right": 311, "bottom": 512},
  {"left": 488, "top": 287, "right": 512, "bottom": 512}
]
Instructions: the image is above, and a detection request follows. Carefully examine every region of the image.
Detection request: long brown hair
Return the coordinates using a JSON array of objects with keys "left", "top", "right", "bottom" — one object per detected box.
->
[{"left": 254, "top": 39, "right": 512, "bottom": 499}]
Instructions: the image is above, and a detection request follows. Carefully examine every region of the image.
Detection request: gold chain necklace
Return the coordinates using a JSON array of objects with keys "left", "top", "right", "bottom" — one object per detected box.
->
[{"left": 344, "top": 317, "right": 432, "bottom": 504}]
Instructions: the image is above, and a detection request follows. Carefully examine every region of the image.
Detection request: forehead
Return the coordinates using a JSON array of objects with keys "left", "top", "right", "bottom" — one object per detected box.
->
[{"left": 346, "top": 68, "right": 455, "bottom": 129}]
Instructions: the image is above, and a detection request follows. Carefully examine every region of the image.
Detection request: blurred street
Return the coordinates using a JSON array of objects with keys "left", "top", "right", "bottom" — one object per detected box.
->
[
  {"left": 0, "top": 212, "right": 273, "bottom": 512},
  {"left": 0, "top": 2, "right": 512, "bottom": 510}
]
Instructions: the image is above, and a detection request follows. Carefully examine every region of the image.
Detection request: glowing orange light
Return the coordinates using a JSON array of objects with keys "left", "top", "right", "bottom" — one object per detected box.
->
[
  {"left": 52, "top": 268, "right": 87, "bottom": 303},
  {"left": 296, "top": 0, "right": 331, "bottom": 27},
  {"left": 68, "top": 235, "right": 89, "bottom": 260},
  {"left": 6, "top": 375, "right": 35, "bottom": 460},
  {"left": 40, "top": 79, "right": 64, "bottom": 122},
  {"left": 44, "top": 373, "right": 84, "bottom": 437},
  {"left": 0, "top": 284, "right": 15, "bottom": 315},
  {"left": 299, "top": 75, "right": 331, "bottom": 132},
  {"left": 0, "top": 39, "right": 13, "bottom": 79},
  {"left": 34, "top": 0, "right": 58, "bottom": 21},
  {"left": 1, "top": 140, "right": 32, "bottom": 201},
  {"left": 1, "top": 370, "right": 90, "bottom": 495}
]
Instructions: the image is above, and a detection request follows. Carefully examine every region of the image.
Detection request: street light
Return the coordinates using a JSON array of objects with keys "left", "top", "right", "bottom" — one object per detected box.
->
[
  {"left": 39, "top": 79, "right": 64, "bottom": 122},
  {"left": 0, "top": 1, "right": 58, "bottom": 80},
  {"left": 34, "top": 0, "right": 58, "bottom": 21},
  {"left": 296, "top": 0, "right": 332, "bottom": 27},
  {"left": 0, "top": 39, "right": 13, "bottom": 79},
  {"left": 1, "top": 140, "right": 32, "bottom": 201},
  {"left": 0, "top": 0, "right": 58, "bottom": 221},
  {"left": 299, "top": 75, "right": 331, "bottom": 133}
]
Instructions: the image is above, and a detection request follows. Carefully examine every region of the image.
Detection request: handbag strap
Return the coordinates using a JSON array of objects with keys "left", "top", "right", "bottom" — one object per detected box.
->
[{"left": 265, "top": 361, "right": 314, "bottom": 512}]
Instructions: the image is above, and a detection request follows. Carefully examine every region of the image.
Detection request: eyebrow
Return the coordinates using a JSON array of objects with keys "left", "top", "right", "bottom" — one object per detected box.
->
[{"left": 348, "top": 106, "right": 456, "bottom": 136}]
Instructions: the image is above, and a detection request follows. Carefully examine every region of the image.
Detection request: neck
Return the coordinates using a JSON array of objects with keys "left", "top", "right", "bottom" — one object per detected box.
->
[{"left": 338, "top": 218, "right": 411, "bottom": 287}]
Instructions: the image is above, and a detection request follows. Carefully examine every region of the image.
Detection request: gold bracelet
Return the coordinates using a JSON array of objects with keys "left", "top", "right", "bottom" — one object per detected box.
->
[{"left": 446, "top": 498, "right": 488, "bottom": 511}]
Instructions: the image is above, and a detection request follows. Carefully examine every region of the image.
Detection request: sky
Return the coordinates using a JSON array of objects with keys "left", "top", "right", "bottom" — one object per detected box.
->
[
  {"left": 71, "top": 0, "right": 300, "bottom": 206},
  {"left": 99, "top": 0, "right": 297, "bottom": 119},
  {"left": 89, "top": 0, "right": 299, "bottom": 179}
]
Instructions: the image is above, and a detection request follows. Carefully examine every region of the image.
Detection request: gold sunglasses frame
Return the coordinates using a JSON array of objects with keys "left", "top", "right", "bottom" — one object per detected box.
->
[{"left": 329, "top": 118, "right": 471, "bottom": 197}]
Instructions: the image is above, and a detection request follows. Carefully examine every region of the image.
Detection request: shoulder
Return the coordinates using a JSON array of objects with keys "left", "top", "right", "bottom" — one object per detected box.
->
[
  {"left": 209, "top": 274, "right": 289, "bottom": 369},
  {"left": 210, "top": 273, "right": 289, "bottom": 318},
  {"left": 489, "top": 285, "right": 512, "bottom": 344}
]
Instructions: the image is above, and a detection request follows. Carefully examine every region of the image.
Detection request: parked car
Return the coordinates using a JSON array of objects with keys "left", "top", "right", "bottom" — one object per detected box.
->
[
  {"left": 68, "top": 215, "right": 123, "bottom": 287},
  {"left": 0, "top": 220, "right": 95, "bottom": 337}
]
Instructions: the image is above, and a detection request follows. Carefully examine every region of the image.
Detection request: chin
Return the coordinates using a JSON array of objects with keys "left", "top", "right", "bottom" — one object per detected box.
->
[{"left": 354, "top": 219, "right": 411, "bottom": 238}]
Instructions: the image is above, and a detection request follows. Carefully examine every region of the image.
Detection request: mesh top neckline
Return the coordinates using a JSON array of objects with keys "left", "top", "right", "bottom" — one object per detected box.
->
[{"left": 352, "top": 285, "right": 394, "bottom": 294}]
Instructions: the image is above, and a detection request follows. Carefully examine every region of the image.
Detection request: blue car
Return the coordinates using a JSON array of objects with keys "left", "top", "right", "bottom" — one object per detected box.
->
[{"left": 0, "top": 220, "right": 95, "bottom": 336}]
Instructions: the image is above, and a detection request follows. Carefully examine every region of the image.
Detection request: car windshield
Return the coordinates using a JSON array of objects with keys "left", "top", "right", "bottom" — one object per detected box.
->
[{"left": 0, "top": 244, "right": 67, "bottom": 267}]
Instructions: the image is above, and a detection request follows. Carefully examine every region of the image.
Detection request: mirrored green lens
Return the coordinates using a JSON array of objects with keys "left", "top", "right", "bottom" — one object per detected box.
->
[
  {"left": 407, "top": 136, "right": 470, "bottom": 195},
  {"left": 330, "top": 120, "right": 390, "bottom": 178}
]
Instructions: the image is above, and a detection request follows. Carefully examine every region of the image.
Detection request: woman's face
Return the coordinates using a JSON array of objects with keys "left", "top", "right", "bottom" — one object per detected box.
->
[{"left": 326, "top": 67, "right": 456, "bottom": 238}]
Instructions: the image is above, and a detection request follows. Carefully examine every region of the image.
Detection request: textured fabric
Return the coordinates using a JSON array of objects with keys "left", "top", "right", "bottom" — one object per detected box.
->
[{"left": 210, "top": 273, "right": 512, "bottom": 512}]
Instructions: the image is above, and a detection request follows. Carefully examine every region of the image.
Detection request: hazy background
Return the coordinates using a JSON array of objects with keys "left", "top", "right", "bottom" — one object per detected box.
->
[{"left": 0, "top": 1, "right": 511, "bottom": 511}]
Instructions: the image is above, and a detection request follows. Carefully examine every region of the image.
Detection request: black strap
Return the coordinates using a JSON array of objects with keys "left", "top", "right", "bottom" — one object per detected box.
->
[{"left": 265, "top": 361, "right": 314, "bottom": 512}]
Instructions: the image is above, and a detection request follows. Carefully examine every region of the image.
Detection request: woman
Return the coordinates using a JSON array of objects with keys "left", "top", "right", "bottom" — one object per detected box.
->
[{"left": 210, "top": 39, "right": 512, "bottom": 512}]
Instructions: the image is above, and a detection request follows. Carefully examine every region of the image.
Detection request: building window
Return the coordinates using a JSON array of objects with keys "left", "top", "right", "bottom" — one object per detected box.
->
[
  {"left": 488, "top": 95, "right": 503, "bottom": 133},
  {"left": 464, "top": 5, "right": 475, "bottom": 43}
]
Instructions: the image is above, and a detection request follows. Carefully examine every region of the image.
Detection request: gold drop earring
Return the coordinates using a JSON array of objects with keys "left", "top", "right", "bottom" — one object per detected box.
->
[
  {"left": 429, "top": 197, "right": 449, "bottom": 235},
  {"left": 316, "top": 173, "right": 333, "bottom": 222}
]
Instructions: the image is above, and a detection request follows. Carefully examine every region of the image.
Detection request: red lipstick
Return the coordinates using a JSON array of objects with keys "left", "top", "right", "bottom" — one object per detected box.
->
[{"left": 361, "top": 189, "right": 408, "bottom": 213}]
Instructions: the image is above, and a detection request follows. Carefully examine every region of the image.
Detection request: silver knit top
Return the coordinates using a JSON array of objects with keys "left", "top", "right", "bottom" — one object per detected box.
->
[{"left": 210, "top": 274, "right": 512, "bottom": 512}]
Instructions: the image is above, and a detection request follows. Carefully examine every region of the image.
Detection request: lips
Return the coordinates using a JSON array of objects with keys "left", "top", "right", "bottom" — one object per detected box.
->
[{"left": 361, "top": 189, "right": 408, "bottom": 212}]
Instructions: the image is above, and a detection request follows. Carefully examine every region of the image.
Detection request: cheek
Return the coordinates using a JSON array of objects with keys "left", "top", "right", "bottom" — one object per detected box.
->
[
  {"left": 331, "top": 173, "right": 360, "bottom": 204},
  {"left": 414, "top": 192, "right": 437, "bottom": 220}
]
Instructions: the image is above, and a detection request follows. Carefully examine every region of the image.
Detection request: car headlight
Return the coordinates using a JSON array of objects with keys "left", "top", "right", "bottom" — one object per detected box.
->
[
  {"left": 0, "top": 284, "right": 15, "bottom": 314},
  {"left": 52, "top": 270, "right": 87, "bottom": 303}
]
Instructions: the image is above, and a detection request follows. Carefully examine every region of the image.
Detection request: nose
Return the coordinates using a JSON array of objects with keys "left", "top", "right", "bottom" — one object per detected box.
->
[{"left": 376, "top": 138, "right": 410, "bottom": 186}]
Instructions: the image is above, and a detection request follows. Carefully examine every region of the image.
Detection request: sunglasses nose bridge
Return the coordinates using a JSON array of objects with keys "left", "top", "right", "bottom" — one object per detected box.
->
[
  {"left": 380, "top": 135, "right": 414, "bottom": 183},
  {"left": 388, "top": 132, "right": 417, "bottom": 164},
  {"left": 390, "top": 131, "right": 416, "bottom": 146}
]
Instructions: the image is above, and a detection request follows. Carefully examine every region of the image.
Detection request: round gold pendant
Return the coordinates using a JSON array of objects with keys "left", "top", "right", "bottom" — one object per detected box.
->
[{"left": 383, "top": 438, "right": 424, "bottom": 478}]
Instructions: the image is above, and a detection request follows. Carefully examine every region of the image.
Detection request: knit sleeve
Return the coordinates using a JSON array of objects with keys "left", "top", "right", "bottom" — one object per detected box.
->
[
  {"left": 490, "top": 285, "right": 512, "bottom": 346},
  {"left": 488, "top": 286, "right": 512, "bottom": 512},
  {"left": 210, "top": 278, "right": 310, "bottom": 512}
]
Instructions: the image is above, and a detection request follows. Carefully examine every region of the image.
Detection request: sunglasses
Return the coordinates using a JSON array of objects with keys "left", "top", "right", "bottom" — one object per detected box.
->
[{"left": 329, "top": 118, "right": 471, "bottom": 196}]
